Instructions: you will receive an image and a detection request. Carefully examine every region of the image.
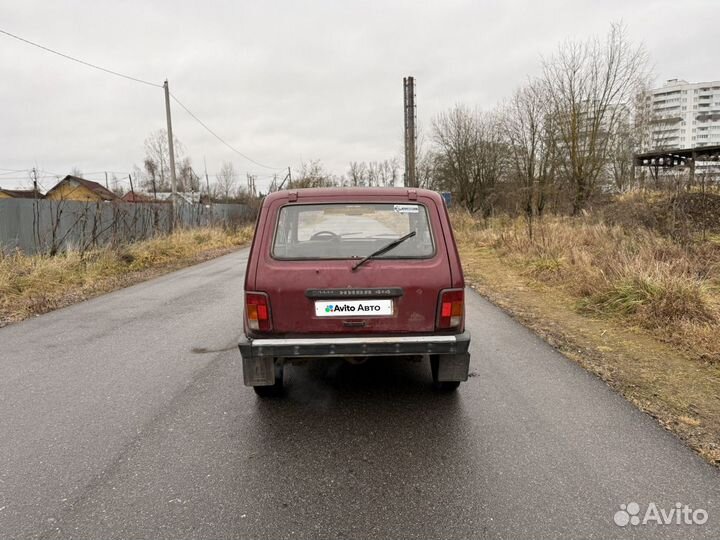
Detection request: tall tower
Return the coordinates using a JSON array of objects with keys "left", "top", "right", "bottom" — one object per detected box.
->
[{"left": 403, "top": 76, "right": 417, "bottom": 187}]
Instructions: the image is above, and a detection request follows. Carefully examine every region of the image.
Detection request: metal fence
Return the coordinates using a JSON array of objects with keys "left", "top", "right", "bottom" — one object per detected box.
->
[{"left": 0, "top": 199, "right": 251, "bottom": 254}]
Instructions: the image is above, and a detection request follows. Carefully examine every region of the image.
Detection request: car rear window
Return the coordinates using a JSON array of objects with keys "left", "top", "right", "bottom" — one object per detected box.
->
[{"left": 272, "top": 203, "right": 435, "bottom": 260}]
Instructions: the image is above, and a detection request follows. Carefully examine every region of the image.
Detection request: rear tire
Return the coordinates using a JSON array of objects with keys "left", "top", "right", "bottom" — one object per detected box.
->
[
  {"left": 430, "top": 355, "right": 461, "bottom": 392},
  {"left": 253, "top": 362, "right": 284, "bottom": 397}
]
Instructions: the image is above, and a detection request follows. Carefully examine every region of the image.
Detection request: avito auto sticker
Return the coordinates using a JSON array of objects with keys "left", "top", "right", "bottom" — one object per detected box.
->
[
  {"left": 315, "top": 300, "right": 393, "bottom": 317},
  {"left": 328, "top": 304, "right": 381, "bottom": 313}
]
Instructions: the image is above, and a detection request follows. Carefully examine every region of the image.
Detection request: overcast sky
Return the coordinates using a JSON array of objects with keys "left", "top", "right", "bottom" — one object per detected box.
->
[{"left": 1, "top": 0, "right": 718, "bottom": 193}]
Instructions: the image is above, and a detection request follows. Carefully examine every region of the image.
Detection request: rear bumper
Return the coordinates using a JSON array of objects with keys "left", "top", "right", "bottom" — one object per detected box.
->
[
  {"left": 238, "top": 331, "right": 470, "bottom": 359},
  {"left": 238, "top": 332, "right": 471, "bottom": 386}
]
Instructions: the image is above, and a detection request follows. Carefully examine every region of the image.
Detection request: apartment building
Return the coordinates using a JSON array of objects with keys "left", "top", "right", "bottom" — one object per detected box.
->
[{"left": 646, "top": 79, "right": 720, "bottom": 151}]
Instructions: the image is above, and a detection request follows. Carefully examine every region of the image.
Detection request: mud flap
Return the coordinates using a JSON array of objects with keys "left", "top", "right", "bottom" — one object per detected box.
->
[
  {"left": 436, "top": 352, "right": 470, "bottom": 382},
  {"left": 242, "top": 355, "right": 275, "bottom": 386}
]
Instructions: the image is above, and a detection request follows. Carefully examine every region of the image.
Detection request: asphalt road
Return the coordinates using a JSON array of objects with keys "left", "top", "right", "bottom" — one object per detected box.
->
[{"left": 1, "top": 249, "right": 718, "bottom": 539}]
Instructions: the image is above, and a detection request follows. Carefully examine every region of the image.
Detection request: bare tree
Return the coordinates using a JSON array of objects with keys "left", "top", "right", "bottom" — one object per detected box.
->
[
  {"left": 432, "top": 105, "right": 477, "bottom": 209},
  {"left": 292, "top": 160, "right": 336, "bottom": 188},
  {"left": 377, "top": 160, "right": 397, "bottom": 187},
  {"left": 366, "top": 161, "right": 380, "bottom": 187},
  {"left": 348, "top": 161, "right": 367, "bottom": 186},
  {"left": 416, "top": 149, "right": 439, "bottom": 190},
  {"left": 143, "top": 158, "right": 158, "bottom": 199},
  {"left": 130, "top": 164, "right": 144, "bottom": 193},
  {"left": 143, "top": 129, "right": 185, "bottom": 192},
  {"left": 541, "top": 23, "right": 649, "bottom": 214},
  {"left": 607, "top": 109, "right": 636, "bottom": 193},
  {"left": 177, "top": 157, "right": 200, "bottom": 193},
  {"left": 432, "top": 105, "right": 504, "bottom": 215},
  {"left": 216, "top": 161, "right": 237, "bottom": 202},
  {"left": 110, "top": 173, "right": 124, "bottom": 196},
  {"left": 414, "top": 128, "right": 439, "bottom": 190},
  {"left": 70, "top": 167, "right": 83, "bottom": 177},
  {"left": 612, "top": 87, "right": 657, "bottom": 191},
  {"left": 347, "top": 159, "right": 399, "bottom": 187},
  {"left": 502, "top": 80, "right": 557, "bottom": 236},
  {"left": 388, "top": 157, "right": 400, "bottom": 187}
]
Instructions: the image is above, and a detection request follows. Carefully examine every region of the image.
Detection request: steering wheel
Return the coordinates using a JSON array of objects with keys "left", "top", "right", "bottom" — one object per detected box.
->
[{"left": 309, "top": 230, "right": 340, "bottom": 240}]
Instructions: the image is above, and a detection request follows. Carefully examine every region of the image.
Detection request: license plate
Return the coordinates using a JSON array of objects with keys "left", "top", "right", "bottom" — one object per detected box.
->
[{"left": 315, "top": 299, "right": 393, "bottom": 317}]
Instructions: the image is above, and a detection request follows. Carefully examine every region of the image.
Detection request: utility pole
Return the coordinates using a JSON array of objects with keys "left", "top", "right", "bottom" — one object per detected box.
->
[
  {"left": 104, "top": 171, "right": 109, "bottom": 189},
  {"left": 203, "top": 157, "right": 211, "bottom": 203},
  {"left": 287, "top": 166, "right": 292, "bottom": 189},
  {"left": 277, "top": 168, "right": 291, "bottom": 191},
  {"left": 128, "top": 173, "right": 135, "bottom": 197},
  {"left": 31, "top": 167, "right": 38, "bottom": 198},
  {"left": 30, "top": 167, "right": 40, "bottom": 248},
  {"left": 164, "top": 80, "right": 178, "bottom": 228},
  {"left": 403, "top": 76, "right": 417, "bottom": 188},
  {"left": 247, "top": 173, "right": 257, "bottom": 197}
]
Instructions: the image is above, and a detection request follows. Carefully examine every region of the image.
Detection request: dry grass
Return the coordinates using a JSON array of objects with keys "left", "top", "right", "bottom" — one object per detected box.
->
[
  {"left": 599, "top": 190, "right": 720, "bottom": 240},
  {"left": 453, "top": 212, "right": 720, "bottom": 362},
  {"left": 0, "top": 226, "right": 254, "bottom": 326},
  {"left": 453, "top": 211, "right": 720, "bottom": 465}
]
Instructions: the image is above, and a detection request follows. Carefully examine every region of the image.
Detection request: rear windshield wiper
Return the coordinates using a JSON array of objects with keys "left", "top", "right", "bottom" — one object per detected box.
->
[{"left": 352, "top": 230, "right": 416, "bottom": 271}]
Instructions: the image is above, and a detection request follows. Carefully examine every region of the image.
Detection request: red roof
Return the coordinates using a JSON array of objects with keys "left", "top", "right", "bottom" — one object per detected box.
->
[{"left": 121, "top": 191, "right": 155, "bottom": 202}]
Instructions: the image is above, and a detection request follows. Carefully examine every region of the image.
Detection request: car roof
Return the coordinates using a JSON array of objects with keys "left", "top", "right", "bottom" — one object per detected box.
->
[{"left": 263, "top": 187, "right": 443, "bottom": 204}]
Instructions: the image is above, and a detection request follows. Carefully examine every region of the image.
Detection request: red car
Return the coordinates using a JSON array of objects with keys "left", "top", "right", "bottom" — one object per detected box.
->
[{"left": 239, "top": 187, "right": 470, "bottom": 396}]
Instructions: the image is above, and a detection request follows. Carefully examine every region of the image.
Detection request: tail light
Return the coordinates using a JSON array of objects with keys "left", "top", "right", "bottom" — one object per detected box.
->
[
  {"left": 437, "top": 289, "right": 464, "bottom": 330},
  {"left": 246, "top": 291, "right": 272, "bottom": 332}
]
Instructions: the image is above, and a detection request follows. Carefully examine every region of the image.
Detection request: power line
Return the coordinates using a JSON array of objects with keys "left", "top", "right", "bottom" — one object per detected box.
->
[
  {"left": 1, "top": 28, "right": 285, "bottom": 174},
  {"left": 82, "top": 171, "right": 131, "bottom": 176},
  {"left": 0, "top": 28, "right": 162, "bottom": 88},
  {"left": 169, "top": 92, "right": 285, "bottom": 170},
  {"left": 0, "top": 175, "right": 57, "bottom": 181}
]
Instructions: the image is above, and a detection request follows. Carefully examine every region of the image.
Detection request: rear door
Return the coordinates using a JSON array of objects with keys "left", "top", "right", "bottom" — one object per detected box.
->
[{"left": 254, "top": 194, "right": 451, "bottom": 336}]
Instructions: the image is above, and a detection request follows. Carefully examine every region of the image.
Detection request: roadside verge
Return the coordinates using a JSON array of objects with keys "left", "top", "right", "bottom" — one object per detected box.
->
[
  {"left": 0, "top": 226, "right": 252, "bottom": 327},
  {"left": 458, "top": 243, "right": 720, "bottom": 467}
]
